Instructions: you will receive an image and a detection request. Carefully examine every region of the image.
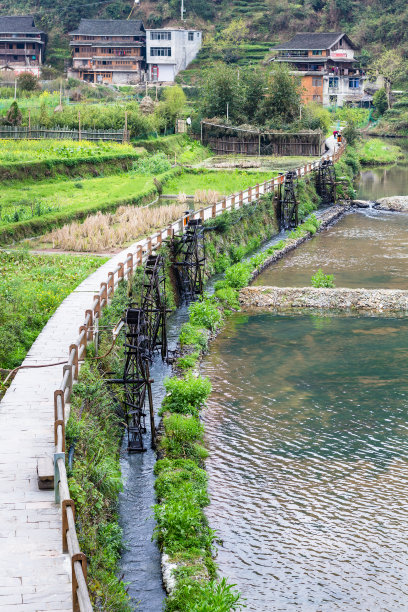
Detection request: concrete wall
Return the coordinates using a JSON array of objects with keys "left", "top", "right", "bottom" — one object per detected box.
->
[{"left": 146, "top": 28, "right": 202, "bottom": 82}]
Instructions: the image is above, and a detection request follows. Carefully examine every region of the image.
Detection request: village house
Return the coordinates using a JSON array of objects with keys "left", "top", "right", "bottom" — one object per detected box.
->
[
  {"left": 68, "top": 19, "right": 146, "bottom": 85},
  {"left": 0, "top": 16, "right": 45, "bottom": 77},
  {"left": 272, "top": 32, "right": 366, "bottom": 107},
  {"left": 145, "top": 28, "right": 202, "bottom": 82}
]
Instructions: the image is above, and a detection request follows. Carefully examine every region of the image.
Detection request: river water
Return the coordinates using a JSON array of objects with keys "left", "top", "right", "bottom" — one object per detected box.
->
[{"left": 201, "top": 158, "right": 408, "bottom": 611}]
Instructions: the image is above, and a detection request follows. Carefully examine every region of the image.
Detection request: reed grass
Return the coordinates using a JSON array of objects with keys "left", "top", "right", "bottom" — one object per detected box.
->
[{"left": 45, "top": 202, "right": 187, "bottom": 252}]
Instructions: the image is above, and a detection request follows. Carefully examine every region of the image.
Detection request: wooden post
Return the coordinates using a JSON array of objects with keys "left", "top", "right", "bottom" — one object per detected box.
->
[
  {"left": 123, "top": 111, "right": 128, "bottom": 144},
  {"left": 200, "top": 121, "right": 203, "bottom": 143},
  {"left": 258, "top": 133, "right": 261, "bottom": 157},
  {"left": 28, "top": 109, "right": 31, "bottom": 138},
  {"left": 155, "top": 84, "right": 158, "bottom": 101},
  {"left": 78, "top": 111, "right": 81, "bottom": 141}
]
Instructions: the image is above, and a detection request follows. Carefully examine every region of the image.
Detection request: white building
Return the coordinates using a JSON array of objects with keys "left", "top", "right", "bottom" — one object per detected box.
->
[{"left": 145, "top": 28, "right": 202, "bottom": 82}]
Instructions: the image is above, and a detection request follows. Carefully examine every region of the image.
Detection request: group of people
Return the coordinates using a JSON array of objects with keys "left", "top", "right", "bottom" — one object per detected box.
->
[{"left": 333, "top": 130, "right": 342, "bottom": 144}]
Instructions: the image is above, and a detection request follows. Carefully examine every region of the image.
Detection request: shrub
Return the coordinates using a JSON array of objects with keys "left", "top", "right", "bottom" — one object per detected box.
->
[
  {"left": 224, "top": 262, "right": 252, "bottom": 288},
  {"left": 188, "top": 298, "right": 223, "bottom": 331},
  {"left": 177, "top": 352, "right": 200, "bottom": 370},
  {"left": 17, "top": 72, "right": 40, "bottom": 92},
  {"left": 311, "top": 268, "right": 335, "bottom": 288},
  {"left": 161, "top": 373, "right": 212, "bottom": 416},
  {"left": 132, "top": 151, "right": 171, "bottom": 175},
  {"left": 215, "top": 286, "right": 240, "bottom": 309},
  {"left": 166, "top": 578, "right": 244, "bottom": 612},
  {"left": 179, "top": 323, "right": 208, "bottom": 350}
]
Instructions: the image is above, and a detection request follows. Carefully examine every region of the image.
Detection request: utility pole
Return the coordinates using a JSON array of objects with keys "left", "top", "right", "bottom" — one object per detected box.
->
[
  {"left": 226, "top": 102, "right": 229, "bottom": 120},
  {"left": 181, "top": 0, "right": 185, "bottom": 21}
]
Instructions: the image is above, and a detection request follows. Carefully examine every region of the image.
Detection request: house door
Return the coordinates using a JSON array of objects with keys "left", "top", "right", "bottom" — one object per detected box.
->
[{"left": 151, "top": 65, "right": 158, "bottom": 81}]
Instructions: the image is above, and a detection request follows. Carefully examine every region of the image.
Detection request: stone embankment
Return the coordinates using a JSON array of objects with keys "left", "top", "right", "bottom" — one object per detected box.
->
[
  {"left": 353, "top": 196, "right": 408, "bottom": 212},
  {"left": 240, "top": 286, "right": 408, "bottom": 313}
]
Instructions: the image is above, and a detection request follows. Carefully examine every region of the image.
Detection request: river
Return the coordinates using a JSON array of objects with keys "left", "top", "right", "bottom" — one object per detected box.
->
[{"left": 201, "top": 155, "right": 408, "bottom": 610}]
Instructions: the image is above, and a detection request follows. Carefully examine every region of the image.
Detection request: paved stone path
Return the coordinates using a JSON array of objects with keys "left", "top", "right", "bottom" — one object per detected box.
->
[{"left": 0, "top": 246, "right": 134, "bottom": 611}]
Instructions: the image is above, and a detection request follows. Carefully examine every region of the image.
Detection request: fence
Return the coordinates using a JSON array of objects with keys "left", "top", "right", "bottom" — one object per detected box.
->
[
  {"left": 52, "top": 141, "right": 345, "bottom": 610},
  {"left": 0, "top": 125, "right": 128, "bottom": 142},
  {"left": 200, "top": 121, "right": 325, "bottom": 157}
]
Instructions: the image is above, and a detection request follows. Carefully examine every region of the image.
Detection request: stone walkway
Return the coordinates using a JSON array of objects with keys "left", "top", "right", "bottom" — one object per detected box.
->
[{"left": 0, "top": 246, "right": 134, "bottom": 611}]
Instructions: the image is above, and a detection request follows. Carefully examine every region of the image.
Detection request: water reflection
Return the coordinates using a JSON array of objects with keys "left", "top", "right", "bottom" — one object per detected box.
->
[
  {"left": 357, "top": 162, "right": 408, "bottom": 201},
  {"left": 254, "top": 210, "right": 408, "bottom": 290},
  {"left": 202, "top": 313, "right": 408, "bottom": 611}
]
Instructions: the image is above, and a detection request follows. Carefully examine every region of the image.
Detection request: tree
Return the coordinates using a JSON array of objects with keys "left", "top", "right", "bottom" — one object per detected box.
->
[
  {"left": 240, "top": 68, "right": 266, "bottom": 120},
  {"left": 373, "top": 88, "right": 388, "bottom": 116},
  {"left": 200, "top": 63, "right": 245, "bottom": 122},
  {"left": 256, "top": 63, "right": 302, "bottom": 126},
  {"left": 369, "top": 50, "right": 407, "bottom": 108},
  {"left": 161, "top": 85, "right": 186, "bottom": 125},
  {"left": 17, "top": 72, "right": 40, "bottom": 92}
]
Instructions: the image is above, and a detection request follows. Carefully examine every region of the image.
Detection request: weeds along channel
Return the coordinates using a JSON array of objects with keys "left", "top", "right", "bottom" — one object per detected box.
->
[{"left": 64, "top": 180, "right": 326, "bottom": 610}]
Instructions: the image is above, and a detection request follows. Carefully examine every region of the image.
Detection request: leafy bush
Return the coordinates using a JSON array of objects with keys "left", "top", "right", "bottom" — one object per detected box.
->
[
  {"left": 224, "top": 262, "right": 253, "bottom": 288},
  {"left": 161, "top": 374, "right": 212, "bottom": 416},
  {"left": 311, "top": 268, "right": 335, "bottom": 288},
  {"left": 188, "top": 298, "right": 223, "bottom": 331},
  {"left": 177, "top": 351, "right": 200, "bottom": 370},
  {"left": 179, "top": 323, "right": 208, "bottom": 350},
  {"left": 132, "top": 151, "right": 171, "bottom": 175},
  {"left": 215, "top": 286, "right": 240, "bottom": 309},
  {"left": 166, "top": 578, "right": 244, "bottom": 612}
]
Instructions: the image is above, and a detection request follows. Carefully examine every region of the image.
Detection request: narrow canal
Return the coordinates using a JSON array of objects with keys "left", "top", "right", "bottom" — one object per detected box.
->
[{"left": 201, "top": 158, "right": 408, "bottom": 610}]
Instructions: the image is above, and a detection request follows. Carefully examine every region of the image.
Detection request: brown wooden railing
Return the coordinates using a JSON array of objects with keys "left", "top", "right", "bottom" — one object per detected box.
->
[{"left": 52, "top": 140, "right": 345, "bottom": 610}]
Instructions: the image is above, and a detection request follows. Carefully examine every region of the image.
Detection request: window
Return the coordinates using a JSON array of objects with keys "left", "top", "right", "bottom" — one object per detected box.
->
[
  {"left": 312, "top": 50, "right": 322, "bottom": 55},
  {"left": 349, "top": 77, "right": 359, "bottom": 89},
  {"left": 150, "top": 47, "right": 171, "bottom": 57},
  {"left": 312, "top": 77, "right": 322, "bottom": 87},
  {"left": 313, "top": 95, "right": 322, "bottom": 102},
  {"left": 75, "top": 47, "right": 79, "bottom": 53},
  {"left": 17, "top": 43, "right": 24, "bottom": 49},
  {"left": 188, "top": 32, "right": 194, "bottom": 41},
  {"left": 197, "top": 32, "right": 200, "bottom": 38},
  {"left": 329, "top": 76, "right": 339, "bottom": 88},
  {"left": 150, "top": 31, "right": 171, "bottom": 40}
]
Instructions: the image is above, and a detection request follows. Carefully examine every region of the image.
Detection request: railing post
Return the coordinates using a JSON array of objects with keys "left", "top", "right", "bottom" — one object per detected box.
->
[
  {"left": 62, "top": 499, "right": 75, "bottom": 552},
  {"left": 69, "top": 344, "right": 79, "bottom": 380},
  {"left": 248, "top": 186, "right": 252, "bottom": 202},
  {"left": 72, "top": 553, "right": 88, "bottom": 612},
  {"left": 127, "top": 253, "right": 134, "bottom": 277},
  {"left": 107, "top": 272, "right": 115, "bottom": 296},
  {"left": 85, "top": 309, "right": 93, "bottom": 341},
  {"left": 118, "top": 263, "right": 124, "bottom": 281},
  {"left": 137, "top": 245, "right": 143, "bottom": 265},
  {"left": 100, "top": 282, "right": 108, "bottom": 306},
  {"left": 93, "top": 295, "right": 101, "bottom": 320}
]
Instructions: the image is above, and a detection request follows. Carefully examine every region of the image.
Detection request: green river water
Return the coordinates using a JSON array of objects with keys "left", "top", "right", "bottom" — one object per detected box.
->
[{"left": 201, "top": 163, "right": 408, "bottom": 610}]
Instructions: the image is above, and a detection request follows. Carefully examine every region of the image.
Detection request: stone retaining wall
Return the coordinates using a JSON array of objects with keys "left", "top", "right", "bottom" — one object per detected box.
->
[{"left": 240, "top": 287, "right": 408, "bottom": 313}]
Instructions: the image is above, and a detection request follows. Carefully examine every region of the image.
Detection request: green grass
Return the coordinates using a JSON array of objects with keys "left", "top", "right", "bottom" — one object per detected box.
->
[
  {"left": 162, "top": 170, "right": 274, "bottom": 195},
  {"left": 0, "top": 139, "right": 135, "bottom": 164},
  {"left": 357, "top": 138, "right": 403, "bottom": 165},
  {"left": 0, "top": 249, "right": 106, "bottom": 370}
]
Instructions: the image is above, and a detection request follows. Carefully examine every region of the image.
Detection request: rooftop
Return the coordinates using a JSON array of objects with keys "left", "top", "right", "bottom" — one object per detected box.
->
[
  {"left": 0, "top": 15, "right": 43, "bottom": 34},
  {"left": 273, "top": 32, "right": 357, "bottom": 51},
  {"left": 70, "top": 19, "right": 145, "bottom": 37}
]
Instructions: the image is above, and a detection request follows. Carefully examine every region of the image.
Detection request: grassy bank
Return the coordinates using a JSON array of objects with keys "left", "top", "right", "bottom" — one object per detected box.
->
[
  {"left": 357, "top": 138, "right": 403, "bottom": 165},
  {"left": 0, "top": 249, "right": 106, "bottom": 372},
  {"left": 133, "top": 134, "right": 211, "bottom": 164}
]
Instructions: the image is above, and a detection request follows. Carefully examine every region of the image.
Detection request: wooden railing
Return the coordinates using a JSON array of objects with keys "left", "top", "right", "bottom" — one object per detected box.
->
[{"left": 52, "top": 140, "right": 345, "bottom": 610}]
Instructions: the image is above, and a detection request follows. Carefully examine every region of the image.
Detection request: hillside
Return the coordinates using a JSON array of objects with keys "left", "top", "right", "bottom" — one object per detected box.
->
[{"left": 1, "top": 0, "right": 407, "bottom": 73}]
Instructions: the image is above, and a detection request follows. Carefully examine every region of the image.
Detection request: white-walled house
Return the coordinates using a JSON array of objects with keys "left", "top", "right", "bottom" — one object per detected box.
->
[{"left": 146, "top": 29, "right": 202, "bottom": 82}]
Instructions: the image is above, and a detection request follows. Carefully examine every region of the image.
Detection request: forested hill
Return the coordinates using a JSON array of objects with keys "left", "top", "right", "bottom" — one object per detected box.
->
[{"left": 2, "top": 0, "right": 407, "bottom": 70}]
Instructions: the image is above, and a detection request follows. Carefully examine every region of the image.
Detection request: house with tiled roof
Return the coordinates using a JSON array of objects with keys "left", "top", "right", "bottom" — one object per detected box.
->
[
  {"left": 68, "top": 19, "right": 146, "bottom": 85},
  {"left": 0, "top": 16, "right": 45, "bottom": 77},
  {"left": 272, "top": 32, "right": 366, "bottom": 107}
]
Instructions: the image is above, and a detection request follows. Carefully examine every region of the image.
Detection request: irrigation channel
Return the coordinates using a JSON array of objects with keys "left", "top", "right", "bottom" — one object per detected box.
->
[
  {"left": 118, "top": 149, "right": 408, "bottom": 610},
  {"left": 200, "top": 154, "right": 408, "bottom": 611}
]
